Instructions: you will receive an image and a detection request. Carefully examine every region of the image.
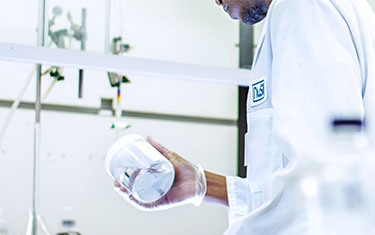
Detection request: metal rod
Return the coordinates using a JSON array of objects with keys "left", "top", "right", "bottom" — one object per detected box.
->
[
  {"left": 37, "top": 0, "right": 47, "bottom": 48},
  {"left": 30, "top": 0, "right": 47, "bottom": 234},
  {"left": 0, "top": 99, "right": 237, "bottom": 126},
  {"left": 31, "top": 65, "right": 42, "bottom": 235},
  {"left": 81, "top": 8, "right": 86, "bottom": 52},
  {"left": 104, "top": 0, "right": 111, "bottom": 53},
  {"left": 78, "top": 8, "right": 87, "bottom": 98},
  {"left": 237, "top": 22, "right": 254, "bottom": 177},
  {"left": 78, "top": 70, "right": 84, "bottom": 98}
]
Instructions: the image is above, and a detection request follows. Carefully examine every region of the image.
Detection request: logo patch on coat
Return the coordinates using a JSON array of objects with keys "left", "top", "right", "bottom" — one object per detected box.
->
[{"left": 250, "top": 76, "right": 267, "bottom": 106}]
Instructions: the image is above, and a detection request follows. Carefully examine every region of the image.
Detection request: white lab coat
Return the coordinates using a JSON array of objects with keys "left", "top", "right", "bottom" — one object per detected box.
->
[{"left": 225, "top": 0, "right": 375, "bottom": 234}]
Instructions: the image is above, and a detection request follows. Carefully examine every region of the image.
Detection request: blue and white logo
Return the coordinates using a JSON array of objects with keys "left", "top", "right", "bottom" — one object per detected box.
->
[
  {"left": 250, "top": 77, "right": 267, "bottom": 106},
  {"left": 252, "top": 80, "right": 265, "bottom": 102}
]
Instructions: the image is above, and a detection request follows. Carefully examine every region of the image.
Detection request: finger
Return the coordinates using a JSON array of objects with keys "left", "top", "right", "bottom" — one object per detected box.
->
[
  {"left": 115, "top": 184, "right": 163, "bottom": 211},
  {"left": 114, "top": 181, "right": 121, "bottom": 187},
  {"left": 120, "top": 186, "right": 129, "bottom": 193},
  {"left": 146, "top": 136, "right": 171, "bottom": 158},
  {"left": 121, "top": 190, "right": 152, "bottom": 209}
]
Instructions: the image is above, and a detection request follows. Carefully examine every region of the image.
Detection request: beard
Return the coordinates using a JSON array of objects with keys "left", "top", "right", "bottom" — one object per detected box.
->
[{"left": 240, "top": 2, "right": 269, "bottom": 25}]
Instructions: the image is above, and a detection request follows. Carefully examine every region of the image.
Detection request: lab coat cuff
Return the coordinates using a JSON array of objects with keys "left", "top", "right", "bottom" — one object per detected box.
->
[{"left": 226, "top": 176, "right": 252, "bottom": 226}]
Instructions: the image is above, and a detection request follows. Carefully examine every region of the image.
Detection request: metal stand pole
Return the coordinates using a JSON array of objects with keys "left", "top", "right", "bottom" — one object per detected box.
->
[
  {"left": 29, "top": 64, "right": 42, "bottom": 235},
  {"left": 25, "top": 0, "right": 52, "bottom": 234},
  {"left": 237, "top": 22, "right": 253, "bottom": 177},
  {"left": 78, "top": 8, "right": 87, "bottom": 98},
  {"left": 104, "top": 0, "right": 111, "bottom": 54}
]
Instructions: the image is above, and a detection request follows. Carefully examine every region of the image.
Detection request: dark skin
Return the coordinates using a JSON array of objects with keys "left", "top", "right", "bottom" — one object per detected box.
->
[
  {"left": 114, "top": 0, "right": 273, "bottom": 209},
  {"left": 215, "top": 0, "right": 273, "bottom": 25}
]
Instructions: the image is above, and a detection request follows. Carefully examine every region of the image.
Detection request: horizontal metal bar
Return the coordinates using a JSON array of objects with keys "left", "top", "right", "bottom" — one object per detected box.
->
[
  {"left": 0, "top": 43, "right": 251, "bottom": 86},
  {"left": 0, "top": 100, "right": 237, "bottom": 126}
]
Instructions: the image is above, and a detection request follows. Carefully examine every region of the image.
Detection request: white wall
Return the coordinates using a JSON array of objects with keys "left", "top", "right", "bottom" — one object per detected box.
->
[
  {"left": 0, "top": 0, "right": 241, "bottom": 235},
  {"left": 0, "top": 108, "right": 237, "bottom": 235}
]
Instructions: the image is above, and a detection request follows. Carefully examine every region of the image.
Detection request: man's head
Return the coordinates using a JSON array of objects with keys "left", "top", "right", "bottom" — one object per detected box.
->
[{"left": 215, "top": 0, "right": 272, "bottom": 25}]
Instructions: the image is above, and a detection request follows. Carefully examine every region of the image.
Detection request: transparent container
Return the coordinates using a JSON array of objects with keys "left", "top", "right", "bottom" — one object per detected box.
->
[
  {"left": 105, "top": 134, "right": 175, "bottom": 203},
  {"left": 299, "top": 119, "right": 375, "bottom": 235}
]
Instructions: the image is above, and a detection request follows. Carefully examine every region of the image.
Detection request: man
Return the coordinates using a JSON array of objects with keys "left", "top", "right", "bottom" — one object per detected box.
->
[{"left": 115, "top": 0, "right": 375, "bottom": 234}]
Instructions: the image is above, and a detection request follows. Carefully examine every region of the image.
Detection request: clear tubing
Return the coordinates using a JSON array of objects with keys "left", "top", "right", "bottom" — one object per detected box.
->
[
  {"left": 42, "top": 77, "right": 58, "bottom": 101},
  {"left": 42, "top": 38, "right": 67, "bottom": 102},
  {"left": 0, "top": 41, "right": 53, "bottom": 151},
  {"left": 0, "top": 66, "right": 36, "bottom": 150}
]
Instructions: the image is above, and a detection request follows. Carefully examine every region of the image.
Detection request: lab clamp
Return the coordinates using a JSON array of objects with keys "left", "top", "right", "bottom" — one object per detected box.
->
[
  {"left": 49, "top": 6, "right": 132, "bottom": 131},
  {"left": 47, "top": 6, "right": 87, "bottom": 98},
  {"left": 48, "top": 7, "right": 132, "bottom": 101},
  {"left": 108, "top": 37, "right": 131, "bottom": 88}
]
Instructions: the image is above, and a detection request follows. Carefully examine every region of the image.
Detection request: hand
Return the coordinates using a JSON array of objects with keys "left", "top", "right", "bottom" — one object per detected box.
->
[{"left": 114, "top": 136, "right": 207, "bottom": 211}]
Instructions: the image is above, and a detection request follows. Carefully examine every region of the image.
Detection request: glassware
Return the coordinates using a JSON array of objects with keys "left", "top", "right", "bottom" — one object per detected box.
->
[{"left": 105, "top": 134, "right": 175, "bottom": 203}]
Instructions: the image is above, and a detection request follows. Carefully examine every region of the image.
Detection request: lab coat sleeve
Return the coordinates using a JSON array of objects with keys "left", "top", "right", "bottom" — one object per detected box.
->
[
  {"left": 226, "top": 176, "right": 252, "bottom": 225},
  {"left": 269, "top": 0, "right": 365, "bottom": 162}
]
